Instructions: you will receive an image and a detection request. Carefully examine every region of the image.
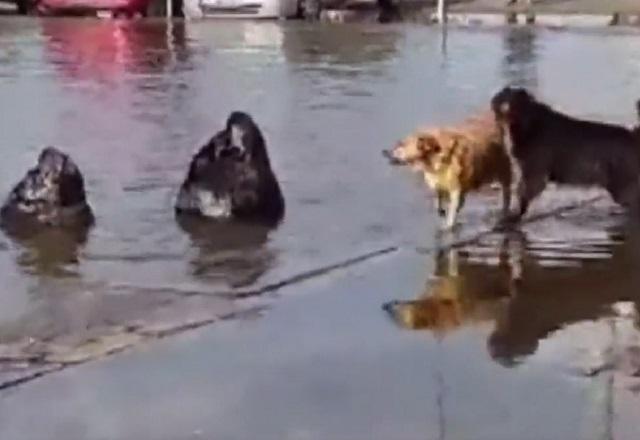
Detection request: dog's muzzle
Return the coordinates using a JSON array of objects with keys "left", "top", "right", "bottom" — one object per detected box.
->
[
  {"left": 218, "top": 145, "right": 246, "bottom": 161},
  {"left": 382, "top": 149, "right": 404, "bottom": 166}
]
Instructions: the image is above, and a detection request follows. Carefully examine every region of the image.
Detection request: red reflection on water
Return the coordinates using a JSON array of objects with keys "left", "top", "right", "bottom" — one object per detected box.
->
[{"left": 41, "top": 20, "right": 175, "bottom": 81}]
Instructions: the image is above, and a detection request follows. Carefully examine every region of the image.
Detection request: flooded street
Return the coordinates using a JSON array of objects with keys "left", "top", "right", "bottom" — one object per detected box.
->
[{"left": 1, "top": 17, "right": 640, "bottom": 439}]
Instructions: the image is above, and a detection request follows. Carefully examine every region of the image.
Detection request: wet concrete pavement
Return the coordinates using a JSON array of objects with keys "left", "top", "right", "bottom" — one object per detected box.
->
[{"left": 2, "top": 18, "right": 640, "bottom": 439}]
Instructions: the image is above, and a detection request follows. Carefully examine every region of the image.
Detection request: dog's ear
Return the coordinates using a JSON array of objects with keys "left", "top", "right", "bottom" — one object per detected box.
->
[
  {"left": 491, "top": 87, "right": 509, "bottom": 118},
  {"left": 492, "top": 87, "right": 534, "bottom": 120},
  {"left": 491, "top": 92, "right": 513, "bottom": 120},
  {"left": 446, "top": 137, "right": 460, "bottom": 153},
  {"left": 509, "top": 89, "right": 539, "bottom": 135},
  {"left": 62, "top": 156, "right": 79, "bottom": 177},
  {"left": 193, "top": 155, "right": 209, "bottom": 173},
  {"left": 38, "top": 147, "right": 66, "bottom": 175},
  {"left": 498, "top": 101, "right": 511, "bottom": 119},
  {"left": 416, "top": 134, "right": 441, "bottom": 156}
]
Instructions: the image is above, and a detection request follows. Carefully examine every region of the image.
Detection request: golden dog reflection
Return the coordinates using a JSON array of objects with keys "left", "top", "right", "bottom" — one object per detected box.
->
[{"left": 383, "top": 245, "right": 515, "bottom": 336}]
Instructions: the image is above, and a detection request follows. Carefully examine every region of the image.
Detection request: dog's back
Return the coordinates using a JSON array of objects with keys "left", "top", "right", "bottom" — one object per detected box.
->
[
  {"left": 515, "top": 100, "right": 640, "bottom": 185},
  {"left": 451, "top": 111, "right": 511, "bottom": 191}
]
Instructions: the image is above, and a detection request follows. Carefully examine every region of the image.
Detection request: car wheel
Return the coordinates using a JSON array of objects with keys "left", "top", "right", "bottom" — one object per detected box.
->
[{"left": 16, "top": 0, "right": 33, "bottom": 14}]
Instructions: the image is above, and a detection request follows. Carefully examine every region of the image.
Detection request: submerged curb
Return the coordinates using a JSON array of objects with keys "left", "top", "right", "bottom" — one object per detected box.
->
[
  {"left": 433, "top": 12, "right": 640, "bottom": 28},
  {"left": 318, "top": 8, "right": 640, "bottom": 28}
]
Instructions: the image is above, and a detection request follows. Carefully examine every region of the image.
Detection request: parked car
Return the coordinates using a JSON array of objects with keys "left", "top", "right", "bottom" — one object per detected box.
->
[
  {"left": 13, "top": 0, "right": 33, "bottom": 14},
  {"left": 5, "top": 0, "right": 151, "bottom": 15},
  {"left": 184, "top": 0, "right": 298, "bottom": 18}
]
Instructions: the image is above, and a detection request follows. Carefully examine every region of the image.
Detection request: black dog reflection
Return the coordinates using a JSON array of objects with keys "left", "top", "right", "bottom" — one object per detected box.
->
[
  {"left": 176, "top": 215, "right": 276, "bottom": 289},
  {"left": 175, "top": 112, "right": 285, "bottom": 224},
  {"left": 384, "top": 228, "right": 640, "bottom": 367}
]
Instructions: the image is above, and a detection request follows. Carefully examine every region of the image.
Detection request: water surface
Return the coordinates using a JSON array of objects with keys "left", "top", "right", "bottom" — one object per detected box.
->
[{"left": 1, "top": 17, "right": 640, "bottom": 439}]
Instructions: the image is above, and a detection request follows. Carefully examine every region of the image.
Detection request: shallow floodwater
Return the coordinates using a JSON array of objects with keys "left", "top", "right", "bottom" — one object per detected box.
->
[{"left": 1, "top": 17, "right": 640, "bottom": 439}]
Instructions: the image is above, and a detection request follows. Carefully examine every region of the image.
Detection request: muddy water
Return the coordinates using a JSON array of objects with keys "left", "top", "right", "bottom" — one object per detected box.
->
[{"left": 1, "top": 17, "right": 640, "bottom": 439}]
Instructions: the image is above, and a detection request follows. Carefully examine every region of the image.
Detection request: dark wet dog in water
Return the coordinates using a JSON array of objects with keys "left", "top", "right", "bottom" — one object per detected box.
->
[
  {"left": 1, "top": 147, "right": 94, "bottom": 232},
  {"left": 176, "top": 112, "right": 285, "bottom": 223},
  {"left": 491, "top": 86, "right": 640, "bottom": 220}
]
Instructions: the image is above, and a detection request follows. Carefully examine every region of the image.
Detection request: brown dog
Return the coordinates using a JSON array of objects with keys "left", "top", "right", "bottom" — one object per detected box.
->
[
  {"left": 492, "top": 87, "right": 640, "bottom": 220},
  {"left": 384, "top": 111, "right": 512, "bottom": 229}
]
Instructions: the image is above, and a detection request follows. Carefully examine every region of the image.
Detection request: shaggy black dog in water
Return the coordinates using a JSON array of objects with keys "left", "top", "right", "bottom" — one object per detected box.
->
[
  {"left": 0, "top": 147, "right": 94, "bottom": 232},
  {"left": 175, "top": 112, "right": 285, "bottom": 223}
]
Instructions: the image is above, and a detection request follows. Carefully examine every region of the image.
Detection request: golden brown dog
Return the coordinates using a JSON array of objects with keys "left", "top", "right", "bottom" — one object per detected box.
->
[{"left": 384, "top": 111, "right": 512, "bottom": 229}]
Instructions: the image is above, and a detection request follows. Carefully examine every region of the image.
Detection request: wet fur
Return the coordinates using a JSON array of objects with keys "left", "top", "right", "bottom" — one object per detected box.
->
[
  {"left": 492, "top": 87, "right": 640, "bottom": 220},
  {"left": 175, "top": 112, "right": 285, "bottom": 223},
  {"left": 385, "top": 111, "right": 512, "bottom": 229},
  {"left": 0, "top": 147, "right": 93, "bottom": 231}
]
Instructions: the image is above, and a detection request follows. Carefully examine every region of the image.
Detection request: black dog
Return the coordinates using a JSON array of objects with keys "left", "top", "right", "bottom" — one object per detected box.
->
[
  {"left": 175, "top": 112, "right": 285, "bottom": 223},
  {"left": 491, "top": 86, "right": 640, "bottom": 220},
  {"left": 1, "top": 147, "right": 94, "bottom": 232}
]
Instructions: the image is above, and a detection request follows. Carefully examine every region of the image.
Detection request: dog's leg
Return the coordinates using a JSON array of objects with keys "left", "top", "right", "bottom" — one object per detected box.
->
[
  {"left": 497, "top": 179, "right": 512, "bottom": 226},
  {"left": 506, "top": 231, "right": 525, "bottom": 288},
  {"left": 495, "top": 231, "right": 523, "bottom": 295},
  {"left": 444, "top": 189, "right": 465, "bottom": 230},
  {"left": 447, "top": 248, "right": 459, "bottom": 277},
  {"left": 516, "top": 186, "right": 532, "bottom": 220},
  {"left": 501, "top": 142, "right": 524, "bottom": 222},
  {"left": 515, "top": 172, "right": 546, "bottom": 220},
  {"left": 609, "top": 182, "right": 640, "bottom": 217},
  {"left": 435, "top": 190, "right": 447, "bottom": 217}
]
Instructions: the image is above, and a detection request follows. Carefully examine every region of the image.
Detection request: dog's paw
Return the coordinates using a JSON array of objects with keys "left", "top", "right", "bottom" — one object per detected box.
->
[
  {"left": 496, "top": 212, "right": 523, "bottom": 228},
  {"left": 494, "top": 216, "right": 516, "bottom": 232},
  {"left": 440, "top": 221, "right": 461, "bottom": 233}
]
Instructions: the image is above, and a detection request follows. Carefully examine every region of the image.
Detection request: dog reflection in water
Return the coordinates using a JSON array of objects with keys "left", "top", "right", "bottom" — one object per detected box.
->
[
  {"left": 383, "top": 237, "right": 521, "bottom": 336},
  {"left": 383, "top": 226, "right": 640, "bottom": 367}
]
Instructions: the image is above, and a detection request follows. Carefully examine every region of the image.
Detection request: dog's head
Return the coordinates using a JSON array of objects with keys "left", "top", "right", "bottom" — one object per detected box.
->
[
  {"left": 490, "top": 86, "right": 539, "bottom": 130},
  {"left": 383, "top": 131, "right": 456, "bottom": 173},
  {"left": 383, "top": 297, "right": 463, "bottom": 334},
  {"left": 189, "top": 112, "right": 271, "bottom": 181},
  {"left": 487, "top": 325, "right": 539, "bottom": 368},
  {"left": 219, "top": 111, "right": 268, "bottom": 164},
  {"left": 8, "top": 147, "right": 88, "bottom": 210}
]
